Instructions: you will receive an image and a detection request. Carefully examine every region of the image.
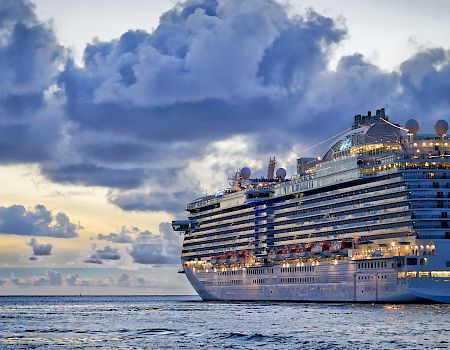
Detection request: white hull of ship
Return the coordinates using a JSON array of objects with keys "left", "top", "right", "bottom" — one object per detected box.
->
[{"left": 184, "top": 251, "right": 450, "bottom": 303}]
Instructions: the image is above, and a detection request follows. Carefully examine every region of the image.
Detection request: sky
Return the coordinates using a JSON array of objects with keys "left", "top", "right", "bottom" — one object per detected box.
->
[{"left": 0, "top": 0, "right": 449, "bottom": 295}]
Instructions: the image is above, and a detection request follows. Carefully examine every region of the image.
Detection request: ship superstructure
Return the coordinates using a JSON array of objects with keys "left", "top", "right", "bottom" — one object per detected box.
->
[{"left": 173, "top": 109, "right": 450, "bottom": 302}]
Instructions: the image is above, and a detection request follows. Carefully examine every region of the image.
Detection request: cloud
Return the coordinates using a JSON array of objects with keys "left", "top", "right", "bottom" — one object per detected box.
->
[
  {"left": 128, "top": 222, "right": 181, "bottom": 265},
  {"left": 42, "top": 163, "right": 149, "bottom": 190},
  {"left": 117, "top": 273, "right": 130, "bottom": 287},
  {"left": 0, "top": 204, "right": 80, "bottom": 238},
  {"left": 45, "top": 0, "right": 347, "bottom": 194},
  {"left": 33, "top": 271, "right": 63, "bottom": 286},
  {"left": 27, "top": 237, "right": 53, "bottom": 256},
  {"left": 65, "top": 273, "right": 91, "bottom": 286},
  {"left": 93, "top": 223, "right": 182, "bottom": 265},
  {"left": 96, "top": 227, "right": 135, "bottom": 244},
  {"left": 84, "top": 245, "right": 121, "bottom": 264},
  {"left": 109, "top": 189, "right": 198, "bottom": 214},
  {"left": 0, "top": 0, "right": 64, "bottom": 164},
  {"left": 56, "top": 0, "right": 450, "bottom": 213},
  {"left": 2, "top": 270, "right": 163, "bottom": 289},
  {"left": 83, "top": 256, "right": 103, "bottom": 265},
  {"left": 1, "top": 0, "right": 450, "bottom": 217}
]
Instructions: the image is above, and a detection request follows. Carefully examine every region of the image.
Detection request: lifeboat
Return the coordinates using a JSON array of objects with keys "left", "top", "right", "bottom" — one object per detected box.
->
[
  {"left": 268, "top": 250, "right": 277, "bottom": 260},
  {"left": 294, "top": 245, "right": 303, "bottom": 258},
  {"left": 238, "top": 250, "right": 252, "bottom": 263},
  {"left": 238, "top": 251, "right": 246, "bottom": 261},
  {"left": 311, "top": 242, "right": 323, "bottom": 255},
  {"left": 330, "top": 241, "right": 343, "bottom": 253},
  {"left": 302, "top": 243, "right": 313, "bottom": 257},
  {"left": 229, "top": 252, "right": 238, "bottom": 263},
  {"left": 280, "top": 248, "right": 290, "bottom": 259},
  {"left": 288, "top": 244, "right": 300, "bottom": 258},
  {"left": 217, "top": 254, "right": 226, "bottom": 264},
  {"left": 223, "top": 252, "right": 233, "bottom": 263},
  {"left": 322, "top": 243, "right": 332, "bottom": 256}
]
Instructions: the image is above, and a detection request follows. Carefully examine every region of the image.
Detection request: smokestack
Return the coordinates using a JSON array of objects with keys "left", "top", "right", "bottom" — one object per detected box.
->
[{"left": 267, "top": 157, "right": 276, "bottom": 180}]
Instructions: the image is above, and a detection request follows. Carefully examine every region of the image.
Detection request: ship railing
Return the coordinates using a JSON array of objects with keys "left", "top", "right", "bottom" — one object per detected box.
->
[
  {"left": 192, "top": 206, "right": 254, "bottom": 221},
  {"left": 273, "top": 187, "right": 408, "bottom": 215},
  {"left": 186, "top": 196, "right": 222, "bottom": 210},
  {"left": 351, "top": 250, "right": 435, "bottom": 260},
  {"left": 413, "top": 214, "right": 450, "bottom": 219},
  {"left": 274, "top": 206, "right": 410, "bottom": 228},
  {"left": 361, "top": 168, "right": 399, "bottom": 177},
  {"left": 410, "top": 194, "right": 450, "bottom": 199},
  {"left": 197, "top": 214, "right": 255, "bottom": 230},
  {"left": 273, "top": 196, "right": 408, "bottom": 222},
  {"left": 273, "top": 216, "right": 412, "bottom": 238},
  {"left": 185, "top": 223, "right": 255, "bottom": 237},
  {"left": 182, "top": 243, "right": 256, "bottom": 257},
  {"left": 183, "top": 231, "right": 255, "bottom": 246},
  {"left": 287, "top": 175, "right": 404, "bottom": 205}
]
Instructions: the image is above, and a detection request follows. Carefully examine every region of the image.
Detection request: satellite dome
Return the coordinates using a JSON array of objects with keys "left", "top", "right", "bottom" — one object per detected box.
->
[
  {"left": 435, "top": 120, "right": 449, "bottom": 137},
  {"left": 405, "top": 119, "right": 420, "bottom": 135},
  {"left": 276, "top": 168, "right": 287, "bottom": 179},
  {"left": 240, "top": 167, "right": 251, "bottom": 180}
]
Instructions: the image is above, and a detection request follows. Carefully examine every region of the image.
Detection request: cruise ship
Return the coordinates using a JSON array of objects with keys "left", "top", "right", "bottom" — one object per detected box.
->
[{"left": 172, "top": 109, "right": 450, "bottom": 302}]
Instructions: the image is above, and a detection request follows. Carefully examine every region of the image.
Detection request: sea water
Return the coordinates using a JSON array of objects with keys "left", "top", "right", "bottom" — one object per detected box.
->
[{"left": 0, "top": 296, "right": 449, "bottom": 349}]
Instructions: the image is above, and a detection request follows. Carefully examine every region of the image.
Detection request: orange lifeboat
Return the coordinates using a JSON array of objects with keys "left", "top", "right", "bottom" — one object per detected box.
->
[{"left": 280, "top": 247, "right": 290, "bottom": 259}]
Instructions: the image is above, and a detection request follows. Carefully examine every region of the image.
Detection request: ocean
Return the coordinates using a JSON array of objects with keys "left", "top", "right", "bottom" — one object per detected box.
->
[{"left": 0, "top": 296, "right": 449, "bottom": 349}]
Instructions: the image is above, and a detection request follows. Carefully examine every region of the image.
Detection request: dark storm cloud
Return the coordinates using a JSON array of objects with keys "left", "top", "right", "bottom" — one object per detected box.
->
[
  {"left": 128, "top": 223, "right": 181, "bottom": 265},
  {"left": 42, "top": 163, "right": 149, "bottom": 189},
  {"left": 49, "top": 0, "right": 348, "bottom": 191},
  {"left": 110, "top": 189, "right": 198, "bottom": 214},
  {"left": 1, "top": 0, "right": 450, "bottom": 215},
  {"left": 27, "top": 238, "right": 53, "bottom": 256},
  {"left": 0, "top": 0, "right": 64, "bottom": 164},
  {"left": 0, "top": 204, "right": 79, "bottom": 238},
  {"left": 397, "top": 48, "right": 450, "bottom": 118}
]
